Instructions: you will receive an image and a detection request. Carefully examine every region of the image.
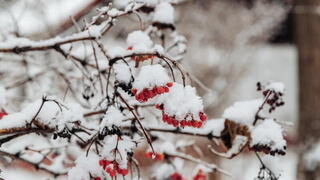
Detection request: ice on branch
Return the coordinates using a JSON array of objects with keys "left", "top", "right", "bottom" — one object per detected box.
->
[
  {"left": 250, "top": 119, "right": 286, "bottom": 156},
  {"left": 153, "top": 2, "right": 175, "bottom": 26},
  {"left": 68, "top": 153, "right": 104, "bottom": 180},
  {"left": 158, "top": 83, "right": 207, "bottom": 128},
  {"left": 222, "top": 98, "right": 263, "bottom": 126}
]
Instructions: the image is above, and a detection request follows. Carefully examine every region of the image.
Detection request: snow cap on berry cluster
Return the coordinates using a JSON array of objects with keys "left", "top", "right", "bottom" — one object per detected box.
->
[
  {"left": 127, "top": 30, "right": 153, "bottom": 53},
  {"left": 263, "top": 81, "right": 285, "bottom": 94},
  {"left": 133, "top": 64, "right": 170, "bottom": 91},
  {"left": 153, "top": 2, "right": 175, "bottom": 24},
  {"left": 250, "top": 119, "right": 286, "bottom": 154},
  {"left": 101, "top": 135, "right": 137, "bottom": 169},
  {"left": 68, "top": 153, "right": 103, "bottom": 180},
  {"left": 222, "top": 98, "right": 263, "bottom": 126},
  {"left": 100, "top": 106, "right": 126, "bottom": 129},
  {"left": 162, "top": 83, "right": 204, "bottom": 120}
]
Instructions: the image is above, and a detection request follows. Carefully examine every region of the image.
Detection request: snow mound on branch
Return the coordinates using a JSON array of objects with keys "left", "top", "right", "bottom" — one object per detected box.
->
[
  {"left": 133, "top": 64, "right": 170, "bottom": 90},
  {"left": 153, "top": 2, "right": 175, "bottom": 24},
  {"left": 0, "top": 99, "right": 84, "bottom": 130},
  {"left": 250, "top": 119, "right": 286, "bottom": 151},
  {"left": 127, "top": 30, "right": 153, "bottom": 52},
  {"left": 68, "top": 153, "right": 103, "bottom": 180},
  {"left": 113, "top": 62, "right": 132, "bottom": 84},
  {"left": 222, "top": 98, "right": 263, "bottom": 125},
  {"left": 101, "top": 135, "right": 137, "bottom": 169},
  {"left": 162, "top": 83, "right": 204, "bottom": 120}
]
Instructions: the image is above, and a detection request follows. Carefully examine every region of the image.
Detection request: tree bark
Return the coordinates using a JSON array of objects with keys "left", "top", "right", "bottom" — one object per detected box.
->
[{"left": 294, "top": 0, "right": 320, "bottom": 179}]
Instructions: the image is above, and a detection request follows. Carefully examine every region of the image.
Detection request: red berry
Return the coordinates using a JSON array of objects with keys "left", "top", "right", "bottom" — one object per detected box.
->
[
  {"left": 164, "top": 87, "right": 169, "bottom": 93},
  {"left": 99, "top": 160, "right": 105, "bottom": 166},
  {"left": 166, "top": 82, "right": 173, "bottom": 87},
  {"left": 191, "top": 120, "right": 197, "bottom": 128},
  {"left": 117, "top": 168, "right": 129, "bottom": 176},
  {"left": 180, "top": 120, "right": 186, "bottom": 127},
  {"left": 131, "top": 88, "right": 137, "bottom": 95},
  {"left": 157, "top": 87, "right": 165, "bottom": 94},
  {"left": 94, "top": 177, "right": 101, "bottom": 180},
  {"left": 173, "top": 120, "right": 179, "bottom": 127},
  {"left": 0, "top": 112, "right": 7, "bottom": 119},
  {"left": 199, "top": 112, "right": 207, "bottom": 121},
  {"left": 127, "top": 46, "right": 133, "bottom": 50}
]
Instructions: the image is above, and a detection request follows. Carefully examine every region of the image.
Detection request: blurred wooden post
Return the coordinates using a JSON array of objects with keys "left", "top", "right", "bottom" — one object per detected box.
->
[{"left": 294, "top": 0, "right": 320, "bottom": 179}]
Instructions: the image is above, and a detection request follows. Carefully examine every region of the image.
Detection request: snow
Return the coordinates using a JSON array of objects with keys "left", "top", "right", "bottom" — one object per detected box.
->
[
  {"left": 101, "top": 135, "right": 137, "bottom": 169},
  {"left": 126, "top": 30, "right": 153, "bottom": 52},
  {"left": 108, "top": 46, "right": 127, "bottom": 58},
  {"left": 0, "top": 22, "right": 107, "bottom": 50},
  {"left": 222, "top": 98, "right": 263, "bottom": 126},
  {"left": 133, "top": 64, "right": 170, "bottom": 90},
  {"left": 68, "top": 153, "right": 104, "bottom": 180},
  {"left": 113, "top": 62, "right": 132, "bottom": 84},
  {"left": 162, "top": 83, "right": 204, "bottom": 120},
  {"left": 107, "top": 8, "right": 122, "bottom": 17},
  {"left": 137, "top": 0, "right": 159, "bottom": 7},
  {"left": 0, "top": 98, "right": 84, "bottom": 130},
  {"left": 250, "top": 119, "right": 286, "bottom": 152},
  {"left": 200, "top": 118, "right": 225, "bottom": 136},
  {"left": 100, "top": 106, "right": 126, "bottom": 128},
  {"left": 153, "top": 2, "right": 175, "bottom": 24},
  {"left": 265, "top": 81, "right": 285, "bottom": 94}
]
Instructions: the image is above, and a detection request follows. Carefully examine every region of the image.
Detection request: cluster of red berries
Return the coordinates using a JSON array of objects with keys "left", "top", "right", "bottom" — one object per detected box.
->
[
  {"left": 127, "top": 46, "right": 155, "bottom": 62},
  {"left": 192, "top": 169, "right": 206, "bottom": 180},
  {"left": 170, "top": 172, "right": 186, "bottom": 180},
  {"left": 0, "top": 111, "right": 7, "bottom": 119},
  {"left": 98, "top": 160, "right": 128, "bottom": 177},
  {"left": 132, "top": 82, "right": 173, "bottom": 103},
  {"left": 144, "top": 152, "right": 164, "bottom": 160},
  {"left": 157, "top": 108, "right": 207, "bottom": 128}
]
